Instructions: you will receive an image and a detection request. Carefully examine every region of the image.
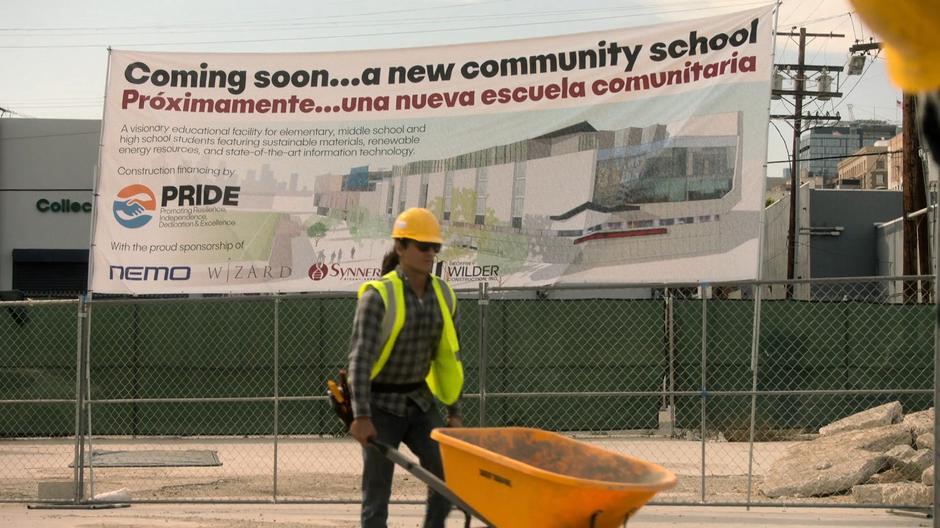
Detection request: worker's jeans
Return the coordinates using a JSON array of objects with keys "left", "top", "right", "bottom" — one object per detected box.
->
[{"left": 361, "top": 402, "right": 451, "bottom": 528}]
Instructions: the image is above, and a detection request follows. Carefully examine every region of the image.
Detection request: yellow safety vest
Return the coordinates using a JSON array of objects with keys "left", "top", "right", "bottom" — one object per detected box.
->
[{"left": 357, "top": 271, "right": 463, "bottom": 405}]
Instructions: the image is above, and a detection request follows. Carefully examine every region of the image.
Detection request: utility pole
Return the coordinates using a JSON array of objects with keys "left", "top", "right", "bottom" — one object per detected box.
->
[
  {"left": 855, "top": 39, "right": 931, "bottom": 303},
  {"left": 902, "top": 94, "right": 930, "bottom": 302},
  {"left": 772, "top": 28, "right": 844, "bottom": 298}
]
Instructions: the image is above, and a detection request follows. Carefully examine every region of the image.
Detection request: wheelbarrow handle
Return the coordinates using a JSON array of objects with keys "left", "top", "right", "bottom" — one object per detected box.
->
[{"left": 369, "top": 439, "right": 496, "bottom": 528}]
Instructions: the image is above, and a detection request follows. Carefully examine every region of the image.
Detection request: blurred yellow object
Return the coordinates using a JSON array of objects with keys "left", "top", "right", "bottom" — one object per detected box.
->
[
  {"left": 850, "top": 0, "right": 940, "bottom": 91},
  {"left": 432, "top": 427, "right": 676, "bottom": 528},
  {"left": 391, "top": 207, "right": 443, "bottom": 243},
  {"left": 327, "top": 380, "right": 344, "bottom": 403}
]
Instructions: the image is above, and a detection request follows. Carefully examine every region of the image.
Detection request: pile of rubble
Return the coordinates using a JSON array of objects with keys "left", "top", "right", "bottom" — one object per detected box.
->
[{"left": 760, "top": 402, "right": 934, "bottom": 506}]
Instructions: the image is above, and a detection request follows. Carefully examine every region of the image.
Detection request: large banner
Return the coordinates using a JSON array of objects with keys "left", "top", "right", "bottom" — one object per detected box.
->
[{"left": 92, "top": 5, "right": 775, "bottom": 294}]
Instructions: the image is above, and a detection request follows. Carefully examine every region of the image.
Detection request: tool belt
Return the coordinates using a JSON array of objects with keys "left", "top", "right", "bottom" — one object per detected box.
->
[{"left": 371, "top": 381, "right": 426, "bottom": 394}]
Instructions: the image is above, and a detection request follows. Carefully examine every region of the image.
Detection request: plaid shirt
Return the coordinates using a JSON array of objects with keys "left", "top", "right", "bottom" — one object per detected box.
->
[{"left": 348, "top": 267, "right": 460, "bottom": 418}]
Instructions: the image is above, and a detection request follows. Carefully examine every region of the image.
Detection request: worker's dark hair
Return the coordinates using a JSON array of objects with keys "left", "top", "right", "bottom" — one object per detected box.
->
[{"left": 381, "top": 239, "right": 409, "bottom": 274}]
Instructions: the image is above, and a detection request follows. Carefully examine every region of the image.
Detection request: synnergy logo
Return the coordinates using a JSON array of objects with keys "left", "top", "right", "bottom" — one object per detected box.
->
[
  {"left": 113, "top": 184, "right": 156, "bottom": 229},
  {"left": 308, "top": 263, "right": 329, "bottom": 281},
  {"left": 308, "top": 263, "right": 382, "bottom": 281}
]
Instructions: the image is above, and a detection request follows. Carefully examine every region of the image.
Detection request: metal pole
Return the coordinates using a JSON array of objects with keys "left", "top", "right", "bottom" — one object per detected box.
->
[
  {"left": 933, "top": 212, "right": 939, "bottom": 528},
  {"left": 132, "top": 304, "right": 140, "bottom": 436},
  {"left": 904, "top": 95, "right": 919, "bottom": 301},
  {"left": 79, "top": 46, "right": 112, "bottom": 503},
  {"left": 478, "top": 282, "right": 489, "bottom": 427},
  {"left": 72, "top": 297, "right": 86, "bottom": 503},
  {"left": 701, "top": 285, "right": 708, "bottom": 503},
  {"left": 929, "top": 91, "right": 940, "bottom": 526},
  {"left": 746, "top": 285, "right": 764, "bottom": 509},
  {"left": 273, "top": 296, "right": 280, "bottom": 502},
  {"left": 747, "top": 0, "right": 778, "bottom": 502},
  {"left": 83, "top": 300, "right": 95, "bottom": 500}
]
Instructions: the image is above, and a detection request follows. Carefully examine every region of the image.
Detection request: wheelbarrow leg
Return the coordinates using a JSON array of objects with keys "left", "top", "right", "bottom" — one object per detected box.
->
[
  {"left": 463, "top": 509, "right": 472, "bottom": 528},
  {"left": 589, "top": 508, "right": 637, "bottom": 527},
  {"left": 621, "top": 507, "right": 638, "bottom": 527},
  {"left": 369, "top": 440, "right": 496, "bottom": 527}
]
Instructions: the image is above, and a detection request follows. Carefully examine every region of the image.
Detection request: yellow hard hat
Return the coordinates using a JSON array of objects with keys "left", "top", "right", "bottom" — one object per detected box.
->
[
  {"left": 850, "top": 0, "right": 940, "bottom": 91},
  {"left": 391, "top": 208, "right": 443, "bottom": 243}
]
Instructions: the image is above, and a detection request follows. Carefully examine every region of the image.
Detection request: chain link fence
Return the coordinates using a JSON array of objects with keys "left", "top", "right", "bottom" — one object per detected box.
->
[
  {"left": 0, "top": 276, "right": 934, "bottom": 510},
  {"left": 0, "top": 298, "right": 82, "bottom": 503}
]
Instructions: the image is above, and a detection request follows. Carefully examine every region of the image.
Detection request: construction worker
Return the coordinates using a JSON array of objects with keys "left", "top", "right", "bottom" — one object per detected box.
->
[
  {"left": 848, "top": 1, "right": 940, "bottom": 163},
  {"left": 347, "top": 207, "right": 463, "bottom": 528}
]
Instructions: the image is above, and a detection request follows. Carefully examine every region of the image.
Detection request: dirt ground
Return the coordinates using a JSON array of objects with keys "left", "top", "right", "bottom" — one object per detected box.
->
[
  {"left": 0, "top": 435, "right": 805, "bottom": 504},
  {"left": 0, "top": 434, "right": 929, "bottom": 526}
]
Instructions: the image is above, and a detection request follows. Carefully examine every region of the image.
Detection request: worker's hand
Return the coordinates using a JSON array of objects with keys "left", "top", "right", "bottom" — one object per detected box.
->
[
  {"left": 350, "top": 416, "right": 377, "bottom": 446},
  {"left": 446, "top": 415, "right": 463, "bottom": 428}
]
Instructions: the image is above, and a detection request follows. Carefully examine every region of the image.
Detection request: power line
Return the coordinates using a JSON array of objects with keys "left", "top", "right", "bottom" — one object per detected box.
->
[
  {"left": 0, "top": 1, "right": 770, "bottom": 49},
  {"left": 0, "top": 1, "right": 754, "bottom": 37},
  {"left": 795, "top": 1, "right": 825, "bottom": 29},
  {"left": 1, "top": 4, "right": 756, "bottom": 40},
  {"left": 1, "top": 0, "right": 763, "bottom": 33},
  {"left": 787, "top": 11, "right": 853, "bottom": 28},
  {"left": 780, "top": 0, "right": 809, "bottom": 25},
  {"left": 847, "top": 12, "right": 858, "bottom": 43},
  {"left": 769, "top": 120, "right": 791, "bottom": 161},
  {"left": 0, "top": 0, "right": 510, "bottom": 32},
  {"left": 767, "top": 149, "right": 900, "bottom": 164}
]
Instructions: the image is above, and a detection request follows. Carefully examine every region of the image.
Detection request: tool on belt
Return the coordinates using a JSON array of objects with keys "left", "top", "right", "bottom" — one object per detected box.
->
[{"left": 327, "top": 369, "right": 354, "bottom": 430}]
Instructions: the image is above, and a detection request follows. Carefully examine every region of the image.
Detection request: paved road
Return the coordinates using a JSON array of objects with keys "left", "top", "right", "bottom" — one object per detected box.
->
[{"left": 2, "top": 503, "right": 931, "bottom": 528}]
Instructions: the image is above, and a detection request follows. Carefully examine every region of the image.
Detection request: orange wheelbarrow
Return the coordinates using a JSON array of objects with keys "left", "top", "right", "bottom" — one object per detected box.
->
[
  {"left": 328, "top": 377, "right": 675, "bottom": 527},
  {"left": 430, "top": 427, "right": 676, "bottom": 528}
]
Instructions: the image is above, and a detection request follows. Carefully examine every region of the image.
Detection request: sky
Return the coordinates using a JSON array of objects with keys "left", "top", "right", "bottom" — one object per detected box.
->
[{"left": 0, "top": 0, "right": 900, "bottom": 179}]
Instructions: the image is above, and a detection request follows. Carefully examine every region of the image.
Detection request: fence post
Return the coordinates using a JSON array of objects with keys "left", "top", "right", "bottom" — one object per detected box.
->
[
  {"left": 666, "top": 290, "right": 676, "bottom": 433},
  {"left": 132, "top": 303, "right": 141, "bottom": 436},
  {"left": 84, "top": 299, "right": 96, "bottom": 500},
  {"left": 933, "top": 216, "right": 939, "bottom": 527},
  {"left": 273, "top": 295, "right": 280, "bottom": 503},
  {"left": 700, "top": 285, "right": 708, "bottom": 503},
  {"left": 72, "top": 296, "right": 87, "bottom": 503},
  {"left": 478, "top": 282, "right": 489, "bottom": 427},
  {"left": 746, "top": 284, "right": 764, "bottom": 510}
]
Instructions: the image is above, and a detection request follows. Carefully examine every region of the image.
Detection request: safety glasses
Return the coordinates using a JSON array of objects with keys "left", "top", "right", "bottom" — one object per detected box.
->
[
  {"left": 414, "top": 241, "right": 442, "bottom": 253},
  {"left": 398, "top": 238, "right": 442, "bottom": 253}
]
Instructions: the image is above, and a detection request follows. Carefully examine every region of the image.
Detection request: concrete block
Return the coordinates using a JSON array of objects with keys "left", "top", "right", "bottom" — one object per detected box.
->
[
  {"left": 852, "top": 482, "right": 932, "bottom": 507},
  {"left": 903, "top": 408, "right": 934, "bottom": 436},
  {"left": 761, "top": 449, "right": 886, "bottom": 498},
  {"left": 820, "top": 401, "right": 902, "bottom": 436},
  {"left": 867, "top": 468, "right": 906, "bottom": 485},
  {"left": 885, "top": 445, "right": 933, "bottom": 480},
  {"left": 37, "top": 480, "right": 79, "bottom": 501},
  {"left": 656, "top": 405, "right": 675, "bottom": 437},
  {"left": 917, "top": 433, "right": 934, "bottom": 451}
]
